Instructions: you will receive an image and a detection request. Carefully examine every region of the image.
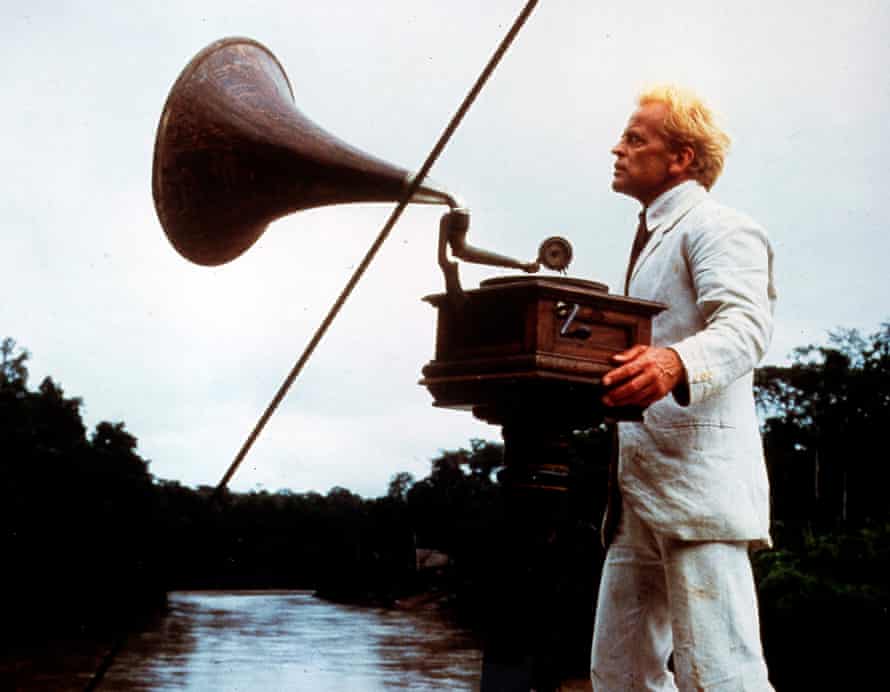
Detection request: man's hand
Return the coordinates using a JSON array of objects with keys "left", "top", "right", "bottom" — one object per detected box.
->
[{"left": 601, "top": 345, "right": 685, "bottom": 408}]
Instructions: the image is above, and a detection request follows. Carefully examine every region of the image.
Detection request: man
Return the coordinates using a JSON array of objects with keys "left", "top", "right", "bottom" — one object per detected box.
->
[{"left": 591, "top": 85, "right": 777, "bottom": 691}]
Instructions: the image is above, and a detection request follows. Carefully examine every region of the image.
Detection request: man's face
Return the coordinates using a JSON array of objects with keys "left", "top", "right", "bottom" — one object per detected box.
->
[{"left": 611, "top": 102, "right": 682, "bottom": 206}]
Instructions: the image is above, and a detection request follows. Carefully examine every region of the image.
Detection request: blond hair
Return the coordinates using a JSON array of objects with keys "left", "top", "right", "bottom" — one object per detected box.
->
[{"left": 638, "top": 84, "right": 731, "bottom": 190}]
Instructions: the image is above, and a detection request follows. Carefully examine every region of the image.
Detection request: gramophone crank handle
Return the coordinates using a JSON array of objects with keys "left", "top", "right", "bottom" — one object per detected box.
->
[
  {"left": 559, "top": 303, "right": 581, "bottom": 336},
  {"left": 555, "top": 301, "right": 599, "bottom": 340}
]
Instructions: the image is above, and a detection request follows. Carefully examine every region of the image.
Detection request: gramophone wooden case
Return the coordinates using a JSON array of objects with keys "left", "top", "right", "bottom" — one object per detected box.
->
[{"left": 420, "top": 276, "right": 666, "bottom": 422}]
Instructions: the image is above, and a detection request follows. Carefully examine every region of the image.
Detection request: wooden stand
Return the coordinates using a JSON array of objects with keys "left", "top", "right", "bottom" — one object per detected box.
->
[{"left": 421, "top": 276, "right": 665, "bottom": 690}]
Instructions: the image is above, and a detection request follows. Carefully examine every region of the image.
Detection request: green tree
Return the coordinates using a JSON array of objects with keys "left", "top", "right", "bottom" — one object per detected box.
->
[
  {"left": 387, "top": 471, "right": 415, "bottom": 501},
  {"left": 0, "top": 339, "right": 160, "bottom": 644},
  {"left": 0, "top": 337, "right": 29, "bottom": 390},
  {"left": 755, "top": 321, "right": 890, "bottom": 526},
  {"left": 753, "top": 322, "right": 890, "bottom": 689}
]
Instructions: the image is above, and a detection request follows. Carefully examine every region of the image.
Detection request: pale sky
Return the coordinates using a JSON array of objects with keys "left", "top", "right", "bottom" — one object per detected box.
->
[{"left": 3, "top": 1, "right": 888, "bottom": 497}]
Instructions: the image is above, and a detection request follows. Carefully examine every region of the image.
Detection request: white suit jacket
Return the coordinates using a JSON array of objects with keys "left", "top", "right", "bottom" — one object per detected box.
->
[{"left": 618, "top": 180, "right": 777, "bottom": 548}]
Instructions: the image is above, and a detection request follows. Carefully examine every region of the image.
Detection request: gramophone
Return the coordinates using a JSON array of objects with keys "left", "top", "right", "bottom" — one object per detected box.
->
[
  {"left": 153, "top": 37, "right": 664, "bottom": 485},
  {"left": 153, "top": 36, "right": 665, "bottom": 689}
]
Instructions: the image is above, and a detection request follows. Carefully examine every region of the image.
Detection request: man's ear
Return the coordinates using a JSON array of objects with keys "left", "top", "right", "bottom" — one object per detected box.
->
[{"left": 669, "top": 144, "right": 695, "bottom": 176}]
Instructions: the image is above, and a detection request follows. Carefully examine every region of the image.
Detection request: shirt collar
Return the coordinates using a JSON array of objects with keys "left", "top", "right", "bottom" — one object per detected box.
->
[{"left": 643, "top": 179, "right": 708, "bottom": 233}]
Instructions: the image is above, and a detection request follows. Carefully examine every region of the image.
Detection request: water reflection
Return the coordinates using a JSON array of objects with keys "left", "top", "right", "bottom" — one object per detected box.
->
[{"left": 101, "top": 591, "right": 482, "bottom": 690}]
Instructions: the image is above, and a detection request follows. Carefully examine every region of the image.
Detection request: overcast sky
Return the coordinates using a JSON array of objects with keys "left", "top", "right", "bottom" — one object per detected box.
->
[{"left": 3, "top": 1, "right": 888, "bottom": 497}]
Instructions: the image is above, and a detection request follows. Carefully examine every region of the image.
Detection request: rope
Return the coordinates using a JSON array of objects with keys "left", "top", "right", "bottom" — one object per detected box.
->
[{"left": 213, "top": 0, "right": 540, "bottom": 497}]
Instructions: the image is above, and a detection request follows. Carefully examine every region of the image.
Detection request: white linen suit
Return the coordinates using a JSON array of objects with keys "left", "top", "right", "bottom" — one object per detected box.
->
[
  {"left": 591, "top": 180, "right": 777, "bottom": 691},
  {"left": 619, "top": 179, "right": 776, "bottom": 549}
]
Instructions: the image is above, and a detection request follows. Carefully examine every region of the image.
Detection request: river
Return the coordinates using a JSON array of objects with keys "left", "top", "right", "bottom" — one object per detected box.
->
[{"left": 97, "top": 590, "right": 482, "bottom": 690}]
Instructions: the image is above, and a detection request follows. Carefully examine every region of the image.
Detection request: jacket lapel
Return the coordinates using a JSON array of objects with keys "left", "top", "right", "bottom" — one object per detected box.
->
[
  {"left": 628, "top": 182, "right": 708, "bottom": 288},
  {"left": 628, "top": 225, "right": 666, "bottom": 286}
]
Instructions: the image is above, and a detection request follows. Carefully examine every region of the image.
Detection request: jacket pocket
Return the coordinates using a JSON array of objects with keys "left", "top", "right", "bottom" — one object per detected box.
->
[{"left": 646, "top": 420, "right": 735, "bottom": 458}]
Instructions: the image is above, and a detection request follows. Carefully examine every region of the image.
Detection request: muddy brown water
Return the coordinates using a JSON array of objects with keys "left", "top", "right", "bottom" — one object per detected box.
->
[{"left": 14, "top": 590, "right": 485, "bottom": 691}]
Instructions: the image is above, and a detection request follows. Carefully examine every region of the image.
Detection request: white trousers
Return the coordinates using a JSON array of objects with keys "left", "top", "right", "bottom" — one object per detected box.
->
[{"left": 590, "top": 503, "right": 773, "bottom": 692}]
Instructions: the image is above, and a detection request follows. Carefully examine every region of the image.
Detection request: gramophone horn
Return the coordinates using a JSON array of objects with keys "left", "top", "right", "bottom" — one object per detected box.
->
[{"left": 152, "top": 37, "right": 457, "bottom": 266}]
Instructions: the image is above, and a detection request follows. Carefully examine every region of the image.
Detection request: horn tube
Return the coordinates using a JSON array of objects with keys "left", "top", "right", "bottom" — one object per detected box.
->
[{"left": 152, "top": 37, "right": 458, "bottom": 266}]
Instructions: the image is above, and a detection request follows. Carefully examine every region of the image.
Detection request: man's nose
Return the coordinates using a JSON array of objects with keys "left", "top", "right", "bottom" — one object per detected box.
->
[{"left": 611, "top": 142, "right": 624, "bottom": 156}]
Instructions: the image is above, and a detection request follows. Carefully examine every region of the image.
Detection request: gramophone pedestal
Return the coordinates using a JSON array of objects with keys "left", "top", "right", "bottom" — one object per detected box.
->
[
  {"left": 422, "top": 275, "right": 665, "bottom": 490},
  {"left": 421, "top": 276, "right": 665, "bottom": 690}
]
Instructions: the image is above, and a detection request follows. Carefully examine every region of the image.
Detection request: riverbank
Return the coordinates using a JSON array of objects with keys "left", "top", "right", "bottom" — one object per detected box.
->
[{"left": 0, "top": 634, "right": 118, "bottom": 692}]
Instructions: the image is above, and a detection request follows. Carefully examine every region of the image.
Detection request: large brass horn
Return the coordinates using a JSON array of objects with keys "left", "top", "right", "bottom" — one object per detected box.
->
[{"left": 152, "top": 37, "right": 457, "bottom": 266}]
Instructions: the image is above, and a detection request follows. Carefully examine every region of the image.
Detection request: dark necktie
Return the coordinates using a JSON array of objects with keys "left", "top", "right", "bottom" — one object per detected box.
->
[{"left": 624, "top": 209, "right": 649, "bottom": 295}]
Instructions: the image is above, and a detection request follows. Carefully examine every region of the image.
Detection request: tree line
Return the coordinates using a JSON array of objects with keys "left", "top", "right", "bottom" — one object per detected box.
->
[{"left": 2, "top": 326, "right": 889, "bottom": 688}]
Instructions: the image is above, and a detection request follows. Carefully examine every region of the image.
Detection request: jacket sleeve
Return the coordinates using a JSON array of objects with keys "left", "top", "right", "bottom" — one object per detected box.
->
[{"left": 669, "top": 211, "right": 776, "bottom": 406}]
